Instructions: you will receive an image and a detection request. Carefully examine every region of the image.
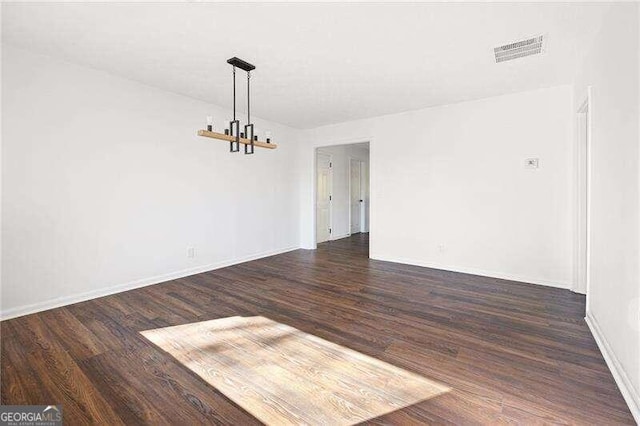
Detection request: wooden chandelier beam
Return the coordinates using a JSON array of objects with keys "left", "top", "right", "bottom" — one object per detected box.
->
[{"left": 197, "top": 130, "right": 277, "bottom": 149}]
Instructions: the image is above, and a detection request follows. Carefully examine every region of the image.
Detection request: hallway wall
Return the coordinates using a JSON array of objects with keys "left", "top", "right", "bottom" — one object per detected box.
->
[{"left": 573, "top": 4, "right": 640, "bottom": 420}]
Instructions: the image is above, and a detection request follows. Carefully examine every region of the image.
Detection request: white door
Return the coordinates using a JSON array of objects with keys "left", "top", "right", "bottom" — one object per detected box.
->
[
  {"left": 316, "top": 153, "right": 332, "bottom": 243},
  {"left": 350, "top": 159, "right": 362, "bottom": 234}
]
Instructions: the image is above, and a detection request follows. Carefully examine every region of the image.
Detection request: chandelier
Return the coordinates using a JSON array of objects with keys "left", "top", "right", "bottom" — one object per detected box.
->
[{"left": 198, "top": 57, "right": 276, "bottom": 153}]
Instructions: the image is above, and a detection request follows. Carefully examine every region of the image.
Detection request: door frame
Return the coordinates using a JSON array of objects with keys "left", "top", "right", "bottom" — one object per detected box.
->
[
  {"left": 574, "top": 87, "right": 592, "bottom": 303},
  {"left": 311, "top": 137, "right": 372, "bottom": 249},
  {"left": 348, "top": 157, "right": 365, "bottom": 234},
  {"left": 315, "top": 150, "right": 333, "bottom": 243}
]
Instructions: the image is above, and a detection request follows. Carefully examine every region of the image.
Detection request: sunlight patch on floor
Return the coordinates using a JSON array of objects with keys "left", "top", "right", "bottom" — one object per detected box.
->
[{"left": 141, "top": 316, "right": 450, "bottom": 425}]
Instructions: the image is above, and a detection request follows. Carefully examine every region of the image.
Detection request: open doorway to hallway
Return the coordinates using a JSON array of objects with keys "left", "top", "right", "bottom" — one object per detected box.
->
[{"left": 315, "top": 142, "right": 370, "bottom": 246}]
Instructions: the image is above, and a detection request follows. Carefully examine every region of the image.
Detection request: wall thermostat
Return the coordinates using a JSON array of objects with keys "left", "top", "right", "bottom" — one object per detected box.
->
[{"left": 525, "top": 158, "right": 539, "bottom": 169}]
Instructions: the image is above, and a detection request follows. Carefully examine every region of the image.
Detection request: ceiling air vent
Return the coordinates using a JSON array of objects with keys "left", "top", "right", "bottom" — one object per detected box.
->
[{"left": 494, "top": 35, "right": 545, "bottom": 63}]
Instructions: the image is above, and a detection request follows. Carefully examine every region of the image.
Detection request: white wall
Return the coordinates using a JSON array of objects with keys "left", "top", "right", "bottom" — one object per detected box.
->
[
  {"left": 574, "top": 4, "right": 640, "bottom": 421},
  {"left": 316, "top": 144, "right": 369, "bottom": 240},
  {"left": 1, "top": 45, "right": 301, "bottom": 319},
  {"left": 301, "top": 86, "right": 575, "bottom": 289}
]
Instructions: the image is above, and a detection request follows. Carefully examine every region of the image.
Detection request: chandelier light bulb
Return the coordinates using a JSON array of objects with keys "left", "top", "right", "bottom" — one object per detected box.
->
[{"left": 206, "top": 116, "right": 213, "bottom": 131}]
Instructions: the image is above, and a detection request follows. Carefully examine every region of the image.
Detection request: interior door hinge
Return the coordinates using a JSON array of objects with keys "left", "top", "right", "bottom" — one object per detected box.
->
[
  {"left": 329, "top": 162, "right": 332, "bottom": 168},
  {"left": 329, "top": 228, "right": 332, "bottom": 234},
  {"left": 329, "top": 195, "right": 332, "bottom": 201}
]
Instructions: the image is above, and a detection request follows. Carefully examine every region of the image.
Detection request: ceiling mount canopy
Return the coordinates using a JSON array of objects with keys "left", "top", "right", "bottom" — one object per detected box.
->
[
  {"left": 226, "top": 56, "right": 255, "bottom": 72},
  {"left": 197, "top": 57, "right": 276, "bottom": 152}
]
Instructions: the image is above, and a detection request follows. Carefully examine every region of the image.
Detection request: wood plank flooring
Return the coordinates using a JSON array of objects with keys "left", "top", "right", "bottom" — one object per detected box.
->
[
  {"left": 142, "top": 315, "right": 449, "bottom": 425},
  {"left": 1, "top": 234, "right": 635, "bottom": 424}
]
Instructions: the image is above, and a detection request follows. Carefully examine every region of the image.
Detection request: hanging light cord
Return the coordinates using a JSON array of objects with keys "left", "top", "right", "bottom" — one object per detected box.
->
[
  {"left": 247, "top": 71, "right": 251, "bottom": 125},
  {"left": 232, "top": 66, "right": 236, "bottom": 121}
]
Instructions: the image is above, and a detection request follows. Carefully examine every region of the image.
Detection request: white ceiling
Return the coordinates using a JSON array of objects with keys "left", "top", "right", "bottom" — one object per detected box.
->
[{"left": 2, "top": 2, "right": 611, "bottom": 129}]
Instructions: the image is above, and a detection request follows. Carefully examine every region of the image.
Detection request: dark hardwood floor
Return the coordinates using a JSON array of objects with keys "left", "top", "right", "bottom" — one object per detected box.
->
[{"left": 1, "top": 234, "right": 634, "bottom": 424}]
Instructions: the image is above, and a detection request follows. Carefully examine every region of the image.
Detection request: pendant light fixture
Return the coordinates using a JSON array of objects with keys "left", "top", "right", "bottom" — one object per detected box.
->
[{"left": 197, "top": 57, "right": 277, "bottom": 152}]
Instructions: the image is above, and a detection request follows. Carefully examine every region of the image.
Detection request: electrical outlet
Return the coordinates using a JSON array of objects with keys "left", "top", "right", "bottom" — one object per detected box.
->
[
  {"left": 525, "top": 158, "right": 539, "bottom": 169},
  {"left": 437, "top": 244, "right": 446, "bottom": 253},
  {"left": 187, "top": 247, "right": 195, "bottom": 258}
]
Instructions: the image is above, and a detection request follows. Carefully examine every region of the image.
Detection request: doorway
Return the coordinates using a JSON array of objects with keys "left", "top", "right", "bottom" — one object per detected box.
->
[{"left": 315, "top": 142, "right": 370, "bottom": 246}]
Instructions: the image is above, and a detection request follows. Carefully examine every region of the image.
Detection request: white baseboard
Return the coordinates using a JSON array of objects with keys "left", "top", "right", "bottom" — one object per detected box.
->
[
  {"left": 369, "top": 254, "right": 570, "bottom": 289},
  {"left": 330, "top": 233, "right": 351, "bottom": 241},
  {"left": 0, "top": 245, "right": 300, "bottom": 321},
  {"left": 585, "top": 312, "right": 640, "bottom": 423}
]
